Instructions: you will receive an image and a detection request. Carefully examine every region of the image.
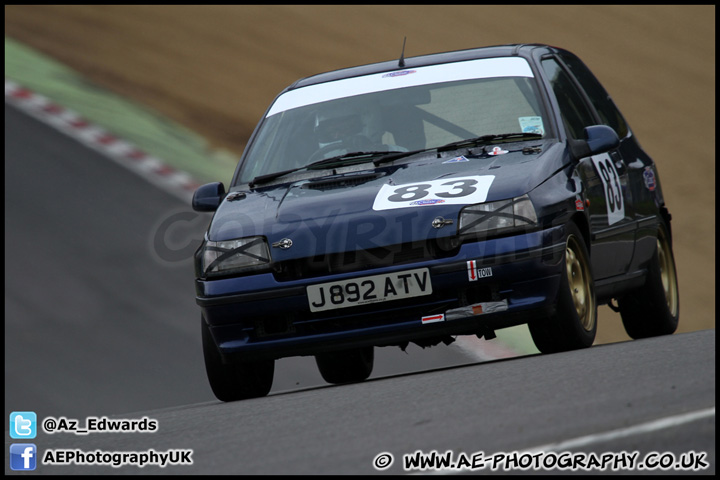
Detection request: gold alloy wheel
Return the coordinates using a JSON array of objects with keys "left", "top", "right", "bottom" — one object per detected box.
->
[
  {"left": 657, "top": 229, "right": 679, "bottom": 317},
  {"left": 565, "top": 235, "right": 595, "bottom": 331}
]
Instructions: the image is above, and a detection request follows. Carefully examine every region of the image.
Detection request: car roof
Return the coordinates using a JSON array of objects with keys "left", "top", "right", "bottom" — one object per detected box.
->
[{"left": 289, "top": 44, "right": 558, "bottom": 91}]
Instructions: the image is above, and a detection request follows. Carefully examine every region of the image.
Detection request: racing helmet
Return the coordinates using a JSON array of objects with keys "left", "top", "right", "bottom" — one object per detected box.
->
[{"left": 314, "top": 109, "right": 365, "bottom": 145}]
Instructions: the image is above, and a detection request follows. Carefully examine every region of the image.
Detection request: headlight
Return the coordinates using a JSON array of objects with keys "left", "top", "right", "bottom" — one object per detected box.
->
[
  {"left": 459, "top": 194, "right": 537, "bottom": 237},
  {"left": 199, "top": 236, "right": 271, "bottom": 277}
]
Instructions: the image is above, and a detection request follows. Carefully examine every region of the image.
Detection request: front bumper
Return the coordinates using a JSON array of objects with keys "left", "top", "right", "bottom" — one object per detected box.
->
[{"left": 196, "top": 226, "right": 566, "bottom": 360}]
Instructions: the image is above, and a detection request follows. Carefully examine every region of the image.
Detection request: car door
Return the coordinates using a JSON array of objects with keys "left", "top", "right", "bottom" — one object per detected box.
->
[
  {"left": 557, "top": 50, "right": 660, "bottom": 272},
  {"left": 540, "top": 55, "right": 635, "bottom": 280}
]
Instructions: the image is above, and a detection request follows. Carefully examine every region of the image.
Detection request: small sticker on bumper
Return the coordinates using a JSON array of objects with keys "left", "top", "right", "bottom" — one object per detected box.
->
[
  {"left": 421, "top": 314, "right": 445, "bottom": 324},
  {"left": 444, "top": 300, "right": 509, "bottom": 321},
  {"left": 467, "top": 261, "right": 493, "bottom": 281}
]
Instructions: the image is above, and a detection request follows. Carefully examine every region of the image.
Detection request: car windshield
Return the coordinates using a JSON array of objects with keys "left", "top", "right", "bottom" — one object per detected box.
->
[{"left": 235, "top": 57, "right": 549, "bottom": 185}]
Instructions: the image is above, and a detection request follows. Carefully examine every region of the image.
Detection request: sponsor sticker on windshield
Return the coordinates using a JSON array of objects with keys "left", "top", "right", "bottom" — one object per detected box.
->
[
  {"left": 382, "top": 70, "right": 416, "bottom": 78},
  {"left": 518, "top": 116, "right": 545, "bottom": 135}
]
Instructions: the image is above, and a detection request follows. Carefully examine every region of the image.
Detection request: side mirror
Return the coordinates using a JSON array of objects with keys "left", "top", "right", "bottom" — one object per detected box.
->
[
  {"left": 585, "top": 125, "right": 619, "bottom": 155},
  {"left": 192, "top": 182, "right": 225, "bottom": 212},
  {"left": 569, "top": 125, "right": 620, "bottom": 160}
]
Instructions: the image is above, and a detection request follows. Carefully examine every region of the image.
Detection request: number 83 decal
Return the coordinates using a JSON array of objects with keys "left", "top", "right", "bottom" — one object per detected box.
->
[
  {"left": 372, "top": 176, "right": 495, "bottom": 211},
  {"left": 591, "top": 155, "right": 625, "bottom": 226}
]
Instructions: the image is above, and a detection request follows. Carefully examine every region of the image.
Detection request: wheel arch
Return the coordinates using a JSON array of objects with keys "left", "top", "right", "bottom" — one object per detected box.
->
[
  {"left": 569, "top": 211, "right": 591, "bottom": 254},
  {"left": 660, "top": 205, "right": 673, "bottom": 245}
]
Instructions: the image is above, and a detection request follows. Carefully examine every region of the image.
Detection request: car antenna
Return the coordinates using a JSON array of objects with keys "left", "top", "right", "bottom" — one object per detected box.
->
[{"left": 398, "top": 36, "right": 407, "bottom": 68}]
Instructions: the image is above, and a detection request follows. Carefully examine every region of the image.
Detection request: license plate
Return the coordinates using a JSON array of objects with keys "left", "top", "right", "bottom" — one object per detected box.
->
[{"left": 307, "top": 268, "right": 432, "bottom": 312}]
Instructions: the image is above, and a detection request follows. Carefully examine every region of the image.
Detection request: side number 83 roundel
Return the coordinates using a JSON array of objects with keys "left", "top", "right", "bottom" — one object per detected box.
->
[{"left": 591, "top": 156, "right": 625, "bottom": 225}]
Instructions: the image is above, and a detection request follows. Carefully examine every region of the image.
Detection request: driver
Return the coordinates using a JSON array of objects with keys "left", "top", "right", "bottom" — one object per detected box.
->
[
  {"left": 311, "top": 108, "right": 407, "bottom": 162},
  {"left": 314, "top": 112, "right": 368, "bottom": 149}
]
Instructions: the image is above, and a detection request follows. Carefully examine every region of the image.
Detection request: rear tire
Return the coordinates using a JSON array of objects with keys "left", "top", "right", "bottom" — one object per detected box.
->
[
  {"left": 201, "top": 317, "right": 274, "bottom": 401},
  {"left": 315, "top": 346, "right": 374, "bottom": 384},
  {"left": 529, "top": 222, "right": 597, "bottom": 353},
  {"left": 618, "top": 220, "right": 679, "bottom": 339}
]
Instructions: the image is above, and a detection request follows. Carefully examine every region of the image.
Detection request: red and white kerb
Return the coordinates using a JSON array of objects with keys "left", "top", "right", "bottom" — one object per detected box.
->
[{"left": 5, "top": 79, "right": 203, "bottom": 203}]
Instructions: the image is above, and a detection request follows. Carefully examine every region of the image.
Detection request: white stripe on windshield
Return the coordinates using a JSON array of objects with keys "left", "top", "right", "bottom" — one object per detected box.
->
[{"left": 266, "top": 57, "right": 533, "bottom": 117}]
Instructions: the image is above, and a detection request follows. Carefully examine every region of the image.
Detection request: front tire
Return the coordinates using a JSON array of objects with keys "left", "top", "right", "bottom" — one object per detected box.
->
[
  {"left": 315, "top": 346, "right": 374, "bottom": 384},
  {"left": 529, "top": 222, "right": 597, "bottom": 353},
  {"left": 201, "top": 317, "right": 274, "bottom": 401},
  {"left": 617, "top": 220, "right": 679, "bottom": 339}
]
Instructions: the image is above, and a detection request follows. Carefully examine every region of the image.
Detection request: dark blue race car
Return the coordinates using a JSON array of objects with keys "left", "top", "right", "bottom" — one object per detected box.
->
[{"left": 192, "top": 44, "right": 679, "bottom": 401}]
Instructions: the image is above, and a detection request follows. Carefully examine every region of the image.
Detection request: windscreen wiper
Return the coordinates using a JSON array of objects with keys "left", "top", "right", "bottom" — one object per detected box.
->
[
  {"left": 372, "top": 133, "right": 544, "bottom": 167},
  {"left": 250, "top": 134, "right": 543, "bottom": 186},
  {"left": 249, "top": 150, "right": 401, "bottom": 187},
  {"left": 372, "top": 147, "right": 435, "bottom": 166},
  {"left": 436, "top": 132, "right": 543, "bottom": 153}
]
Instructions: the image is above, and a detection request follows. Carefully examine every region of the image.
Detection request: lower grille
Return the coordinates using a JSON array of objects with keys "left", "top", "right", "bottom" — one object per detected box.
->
[{"left": 272, "top": 239, "right": 460, "bottom": 281}]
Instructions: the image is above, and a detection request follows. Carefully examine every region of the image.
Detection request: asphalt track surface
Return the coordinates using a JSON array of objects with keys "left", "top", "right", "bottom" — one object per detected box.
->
[{"left": 4, "top": 104, "right": 715, "bottom": 474}]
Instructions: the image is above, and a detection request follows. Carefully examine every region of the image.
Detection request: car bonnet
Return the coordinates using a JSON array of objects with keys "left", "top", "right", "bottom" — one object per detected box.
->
[{"left": 208, "top": 142, "right": 557, "bottom": 261}]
